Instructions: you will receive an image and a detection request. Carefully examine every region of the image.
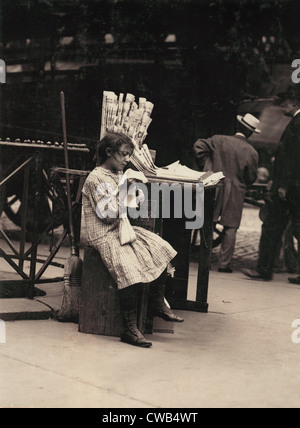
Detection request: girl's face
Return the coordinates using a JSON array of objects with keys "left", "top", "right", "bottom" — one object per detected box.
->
[{"left": 106, "top": 143, "right": 133, "bottom": 172}]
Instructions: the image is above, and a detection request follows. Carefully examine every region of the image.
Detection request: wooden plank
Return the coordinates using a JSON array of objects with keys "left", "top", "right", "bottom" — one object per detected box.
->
[
  {"left": 0, "top": 227, "right": 19, "bottom": 257},
  {"left": 196, "top": 186, "right": 216, "bottom": 305},
  {"left": 78, "top": 246, "right": 124, "bottom": 337},
  {"left": 0, "top": 156, "right": 34, "bottom": 187},
  {"left": 0, "top": 248, "right": 29, "bottom": 279},
  {"left": 19, "top": 163, "right": 30, "bottom": 270},
  {"left": 152, "top": 317, "right": 174, "bottom": 334}
]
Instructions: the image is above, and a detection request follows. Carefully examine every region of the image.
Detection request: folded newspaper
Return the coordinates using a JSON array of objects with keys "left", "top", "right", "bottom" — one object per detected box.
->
[{"left": 154, "top": 161, "right": 224, "bottom": 186}]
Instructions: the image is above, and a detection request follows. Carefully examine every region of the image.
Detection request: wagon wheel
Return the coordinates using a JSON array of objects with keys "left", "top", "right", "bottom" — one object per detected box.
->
[
  {"left": 191, "top": 222, "right": 225, "bottom": 251},
  {"left": 3, "top": 169, "right": 68, "bottom": 233}
]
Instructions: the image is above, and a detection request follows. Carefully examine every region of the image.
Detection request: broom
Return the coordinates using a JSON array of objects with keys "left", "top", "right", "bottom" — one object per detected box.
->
[{"left": 57, "top": 91, "right": 83, "bottom": 323}]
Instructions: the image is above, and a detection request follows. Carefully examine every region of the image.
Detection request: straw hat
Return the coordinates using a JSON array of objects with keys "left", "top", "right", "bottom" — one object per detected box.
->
[{"left": 237, "top": 113, "right": 261, "bottom": 133}]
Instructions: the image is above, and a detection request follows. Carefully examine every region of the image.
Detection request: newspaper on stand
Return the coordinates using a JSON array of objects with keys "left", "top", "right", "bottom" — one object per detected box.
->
[
  {"left": 100, "top": 91, "right": 224, "bottom": 186},
  {"left": 154, "top": 161, "right": 224, "bottom": 186}
]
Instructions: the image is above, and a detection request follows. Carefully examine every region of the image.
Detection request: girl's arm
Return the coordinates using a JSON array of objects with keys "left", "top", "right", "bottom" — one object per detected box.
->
[{"left": 84, "top": 177, "right": 124, "bottom": 224}]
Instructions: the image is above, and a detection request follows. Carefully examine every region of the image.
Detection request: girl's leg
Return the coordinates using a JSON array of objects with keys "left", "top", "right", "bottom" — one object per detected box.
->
[
  {"left": 149, "top": 270, "right": 184, "bottom": 323},
  {"left": 118, "top": 284, "right": 152, "bottom": 348}
]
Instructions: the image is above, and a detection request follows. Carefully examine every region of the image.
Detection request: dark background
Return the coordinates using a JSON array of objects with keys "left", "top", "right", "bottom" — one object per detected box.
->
[{"left": 0, "top": 0, "right": 300, "bottom": 168}]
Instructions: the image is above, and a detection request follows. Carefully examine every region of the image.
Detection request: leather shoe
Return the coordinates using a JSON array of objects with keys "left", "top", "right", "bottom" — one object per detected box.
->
[
  {"left": 241, "top": 268, "right": 272, "bottom": 281},
  {"left": 288, "top": 276, "right": 300, "bottom": 285},
  {"left": 153, "top": 307, "right": 184, "bottom": 323},
  {"left": 121, "top": 330, "right": 152, "bottom": 348},
  {"left": 218, "top": 267, "right": 233, "bottom": 273}
]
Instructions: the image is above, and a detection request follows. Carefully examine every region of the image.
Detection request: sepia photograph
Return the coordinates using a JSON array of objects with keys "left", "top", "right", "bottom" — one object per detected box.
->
[{"left": 0, "top": 0, "right": 300, "bottom": 410}]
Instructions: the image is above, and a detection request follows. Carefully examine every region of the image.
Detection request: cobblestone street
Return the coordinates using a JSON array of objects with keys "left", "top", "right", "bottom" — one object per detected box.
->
[
  {"left": 192, "top": 204, "right": 262, "bottom": 272},
  {"left": 211, "top": 210, "right": 261, "bottom": 271}
]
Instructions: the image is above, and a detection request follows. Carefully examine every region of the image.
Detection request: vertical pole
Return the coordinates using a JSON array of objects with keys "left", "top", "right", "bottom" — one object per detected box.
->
[
  {"left": 28, "top": 154, "right": 43, "bottom": 299},
  {"left": 19, "top": 163, "right": 30, "bottom": 271},
  {"left": 0, "top": 0, "right": 3, "bottom": 134},
  {"left": 196, "top": 186, "right": 216, "bottom": 307},
  {"left": 73, "top": 175, "right": 85, "bottom": 256},
  {"left": 0, "top": 1, "right": 3, "bottom": 59}
]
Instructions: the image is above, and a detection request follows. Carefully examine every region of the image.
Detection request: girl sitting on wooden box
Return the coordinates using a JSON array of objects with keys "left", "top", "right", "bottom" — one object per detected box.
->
[{"left": 82, "top": 131, "right": 184, "bottom": 348}]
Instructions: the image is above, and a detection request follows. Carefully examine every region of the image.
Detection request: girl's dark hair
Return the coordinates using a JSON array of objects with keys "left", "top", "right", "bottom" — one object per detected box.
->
[{"left": 94, "top": 131, "right": 134, "bottom": 165}]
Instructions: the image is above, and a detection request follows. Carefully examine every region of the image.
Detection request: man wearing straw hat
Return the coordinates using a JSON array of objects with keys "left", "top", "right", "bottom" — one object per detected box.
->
[{"left": 193, "top": 113, "right": 260, "bottom": 273}]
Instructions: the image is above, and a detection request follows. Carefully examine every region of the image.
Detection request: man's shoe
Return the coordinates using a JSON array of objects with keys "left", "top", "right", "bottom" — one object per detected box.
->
[
  {"left": 241, "top": 268, "right": 272, "bottom": 281},
  {"left": 288, "top": 276, "right": 300, "bottom": 285},
  {"left": 218, "top": 267, "right": 233, "bottom": 273}
]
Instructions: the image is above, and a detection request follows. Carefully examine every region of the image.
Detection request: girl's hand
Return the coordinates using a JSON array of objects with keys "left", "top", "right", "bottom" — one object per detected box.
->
[
  {"left": 127, "top": 177, "right": 137, "bottom": 186},
  {"left": 125, "top": 168, "right": 148, "bottom": 184}
]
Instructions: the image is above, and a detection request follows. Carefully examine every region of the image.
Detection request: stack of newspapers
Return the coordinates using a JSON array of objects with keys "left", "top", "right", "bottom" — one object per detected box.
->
[
  {"left": 100, "top": 91, "right": 224, "bottom": 185},
  {"left": 155, "top": 161, "right": 225, "bottom": 186},
  {"left": 100, "top": 91, "right": 156, "bottom": 174}
]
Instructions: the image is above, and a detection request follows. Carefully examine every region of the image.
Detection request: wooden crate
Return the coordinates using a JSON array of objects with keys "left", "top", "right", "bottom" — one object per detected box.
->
[{"left": 78, "top": 246, "right": 150, "bottom": 337}]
